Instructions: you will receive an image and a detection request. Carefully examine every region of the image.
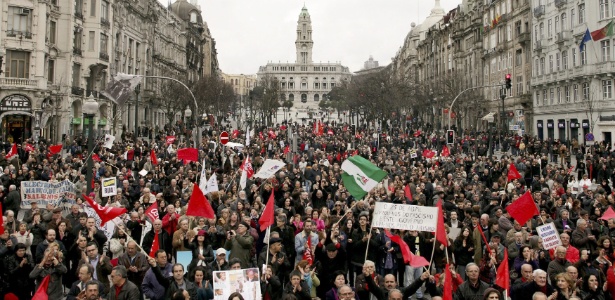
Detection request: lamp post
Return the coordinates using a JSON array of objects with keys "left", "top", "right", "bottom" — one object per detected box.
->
[
  {"left": 134, "top": 84, "right": 140, "bottom": 137},
  {"left": 185, "top": 107, "right": 192, "bottom": 143},
  {"left": 83, "top": 94, "right": 99, "bottom": 194}
]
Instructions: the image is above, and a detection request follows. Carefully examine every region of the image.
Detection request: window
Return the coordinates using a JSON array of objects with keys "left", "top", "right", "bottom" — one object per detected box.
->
[
  {"left": 565, "top": 86, "right": 570, "bottom": 102},
  {"left": 583, "top": 82, "right": 590, "bottom": 100},
  {"left": 549, "top": 55, "right": 554, "bottom": 73},
  {"left": 540, "top": 57, "right": 545, "bottom": 75},
  {"left": 579, "top": 4, "right": 585, "bottom": 24},
  {"left": 602, "top": 40, "right": 611, "bottom": 62},
  {"left": 581, "top": 48, "right": 586, "bottom": 65},
  {"left": 561, "top": 13, "right": 567, "bottom": 31},
  {"left": 323, "top": 82, "right": 327, "bottom": 89},
  {"left": 542, "top": 90, "right": 547, "bottom": 106},
  {"left": 91, "top": 0, "right": 96, "bottom": 16},
  {"left": 548, "top": 19, "right": 552, "bottom": 37},
  {"left": 516, "top": 76, "right": 523, "bottom": 95},
  {"left": 101, "top": 1, "right": 109, "bottom": 20},
  {"left": 550, "top": 88, "right": 554, "bottom": 104},
  {"left": 562, "top": 51, "right": 568, "bottom": 70},
  {"left": 72, "top": 63, "right": 80, "bottom": 87},
  {"left": 88, "top": 31, "right": 95, "bottom": 51},
  {"left": 49, "top": 20, "right": 56, "bottom": 44},
  {"left": 74, "top": 28, "right": 82, "bottom": 51},
  {"left": 75, "top": 0, "right": 83, "bottom": 17},
  {"left": 100, "top": 33, "right": 108, "bottom": 54},
  {"left": 557, "top": 87, "right": 561, "bottom": 104},
  {"left": 534, "top": 58, "right": 539, "bottom": 76},
  {"left": 5, "top": 50, "right": 30, "bottom": 78},
  {"left": 600, "top": 0, "right": 610, "bottom": 19},
  {"left": 516, "top": 50, "right": 522, "bottom": 66},
  {"left": 555, "top": 16, "right": 559, "bottom": 33},
  {"left": 314, "top": 82, "right": 319, "bottom": 89},
  {"left": 47, "top": 59, "right": 55, "bottom": 83},
  {"left": 571, "top": 9, "right": 575, "bottom": 28},
  {"left": 539, "top": 22, "right": 544, "bottom": 39},
  {"left": 536, "top": 91, "right": 541, "bottom": 106},
  {"left": 573, "top": 84, "right": 578, "bottom": 101},
  {"left": 556, "top": 53, "right": 560, "bottom": 71},
  {"left": 7, "top": 6, "right": 33, "bottom": 37},
  {"left": 572, "top": 48, "right": 577, "bottom": 66},
  {"left": 603, "top": 80, "right": 612, "bottom": 98}
]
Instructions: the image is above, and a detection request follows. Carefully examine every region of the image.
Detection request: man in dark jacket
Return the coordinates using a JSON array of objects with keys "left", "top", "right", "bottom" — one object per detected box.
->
[
  {"left": 4, "top": 185, "right": 20, "bottom": 215},
  {"left": 364, "top": 268, "right": 429, "bottom": 300},
  {"left": 142, "top": 220, "right": 172, "bottom": 262},
  {"left": 315, "top": 241, "right": 347, "bottom": 298},
  {"left": 454, "top": 263, "right": 490, "bottom": 300},
  {"left": 147, "top": 256, "right": 198, "bottom": 300},
  {"left": 108, "top": 265, "right": 141, "bottom": 300},
  {"left": 511, "top": 269, "right": 554, "bottom": 300}
]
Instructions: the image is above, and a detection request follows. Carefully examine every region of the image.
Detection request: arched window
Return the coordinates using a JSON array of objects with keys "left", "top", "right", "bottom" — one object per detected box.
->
[
  {"left": 289, "top": 94, "right": 295, "bottom": 101},
  {"left": 314, "top": 94, "right": 319, "bottom": 101},
  {"left": 301, "top": 94, "right": 307, "bottom": 103}
]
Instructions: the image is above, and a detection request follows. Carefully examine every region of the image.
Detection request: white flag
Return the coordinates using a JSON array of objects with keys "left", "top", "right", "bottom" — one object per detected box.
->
[
  {"left": 198, "top": 158, "right": 207, "bottom": 192},
  {"left": 205, "top": 173, "right": 218, "bottom": 194},
  {"left": 167, "top": 143, "right": 174, "bottom": 154},
  {"left": 100, "top": 73, "right": 144, "bottom": 106},
  {"left": 253, "top": 159, "right": 286, "bottom": 179},
  {"left": 104, "top": 134, "right": 115, "bottom": 149},
  {"left": 245, "top": 127, "right": 251, "bottom": 146}
]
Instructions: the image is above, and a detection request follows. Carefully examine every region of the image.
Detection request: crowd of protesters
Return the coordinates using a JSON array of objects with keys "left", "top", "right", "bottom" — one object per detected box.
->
[{"left": 0, "top": 118, "right": 614, "bottom": 300}]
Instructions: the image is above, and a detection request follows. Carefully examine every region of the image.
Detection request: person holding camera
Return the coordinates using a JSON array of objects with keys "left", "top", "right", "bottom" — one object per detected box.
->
[
  {"left": 224, "top": 222, "right": 254, "bottom": 269},
  {"left": 29, "top": 242, "right": 67, "bottom": 299}
]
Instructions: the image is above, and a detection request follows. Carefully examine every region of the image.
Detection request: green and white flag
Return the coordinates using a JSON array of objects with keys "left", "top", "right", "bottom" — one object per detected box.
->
[{"left": 341, "top": 155, "right": 387, "bottom": 200}]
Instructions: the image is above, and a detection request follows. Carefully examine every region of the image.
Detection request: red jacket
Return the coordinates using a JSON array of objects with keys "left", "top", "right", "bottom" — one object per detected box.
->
[{"left": 161, "top": 213, "right": 179, "bottom": 235}]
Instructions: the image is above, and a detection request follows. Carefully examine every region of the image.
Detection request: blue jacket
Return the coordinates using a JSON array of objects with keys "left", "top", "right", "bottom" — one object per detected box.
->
[{"left": 141, "top": 263, "right": 173, "bottom": 300}]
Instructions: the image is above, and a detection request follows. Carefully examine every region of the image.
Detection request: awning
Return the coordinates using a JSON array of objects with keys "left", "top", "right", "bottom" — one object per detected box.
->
[{"left": 482, "top": 112, "right": 495, "bottom": 122}]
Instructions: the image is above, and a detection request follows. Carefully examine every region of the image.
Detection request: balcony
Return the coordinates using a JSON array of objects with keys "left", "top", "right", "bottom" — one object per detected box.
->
[
  {"left": 518, "top": 32, "right": 530, "bottom": 45},
  {"left": 6, "top": 30, "right": 32, "bottom": 39},
  {"left": 534, "top": 5, "right": 545, "bottom": 18},
  {"left": 99, "top": 52, "right": 109, "bottom": 62},
  {"left": 0, "top": 78, "right": 38, "bottom": 88},
  {"left": 101, "top": 18, "right": 110, "bottom": 28},
  {"left": 71, "top": 86, "right": 84, "bottom": 96},
  {"left": 73, "top": 47, "right": 83, "bottom": 56},
  {"left": 556, "top": 32, "right": 571, "bottom": 44},
  {"left": 554, "top": 0, "right": 567, "bottom": 8},
  {"left": 534, "top": 41, "right": 545, "bottom": 51}
]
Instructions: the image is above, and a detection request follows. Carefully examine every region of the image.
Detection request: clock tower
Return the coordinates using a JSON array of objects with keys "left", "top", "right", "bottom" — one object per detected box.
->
[{"left": 295, "top": 6, "right": 313, "bottom": 64}]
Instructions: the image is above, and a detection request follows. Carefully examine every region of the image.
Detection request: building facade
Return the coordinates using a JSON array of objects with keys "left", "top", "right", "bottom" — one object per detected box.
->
[
  {"left": 257, "top": 6, "right": 351, "bottom": 110},
  {"left": 531, "top": 0, "right": 615, "bottom": 146},
  {"left": 0, "top": 0, "right": 218, "bottom": 143}
]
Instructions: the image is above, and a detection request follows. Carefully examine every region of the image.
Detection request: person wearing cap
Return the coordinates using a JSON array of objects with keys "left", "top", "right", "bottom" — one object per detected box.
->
[
  {"left": 314, "top": 238, "right": 347, "bottom": 297},
  {"left": 271, "top": 214, "right": 296, "bottom": 263},
  {"left": 210, "top": 248, "right": 229, "bottom": 271},
  {"left": 224, "top": 221, "right": 254, "bottom": 268},
  {"left": 258, "top": 237, "right": 291, "bottom": 281},
  {"left": 22, "top": 200, "right": 50, "bottom": 224},
  {"left": 185, "top": 229, "right": 214, "bottom": 274}
]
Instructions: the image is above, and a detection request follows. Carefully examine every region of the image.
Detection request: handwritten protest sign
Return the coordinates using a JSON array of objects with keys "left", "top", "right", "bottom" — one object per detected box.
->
[
  {"left": 20, "top": 180, "right": 76, "bottom": 209},
  {"left": 536, "top": 223, "right": 562, "bottom": 250},
  {"left": 101, "top": 177, "right": 117, "bottom": 197},
  {"left": 371, "top": 202, "right": 438, "bottom": 232},
  {"left": 213, "top": 268, "right": 261, "bottom": 300}
]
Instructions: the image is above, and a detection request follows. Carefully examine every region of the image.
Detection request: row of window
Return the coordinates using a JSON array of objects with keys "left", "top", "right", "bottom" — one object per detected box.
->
[
  {"left": 534, "top": 81, "right": 613, "bottom": 106},
  {"left": 279, "top": 82, "right": 336, "bottom": 90},
  {"left": 269, "top": 66, "right": 337, "bottom": 72},
  {"left": 533, "top": 45, "right": 591, "bottom": 76}
]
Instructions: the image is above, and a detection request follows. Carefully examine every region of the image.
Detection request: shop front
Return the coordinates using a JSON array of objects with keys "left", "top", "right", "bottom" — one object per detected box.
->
[{"left": 0, "top": 94, "right": 33, "bottom": 144}]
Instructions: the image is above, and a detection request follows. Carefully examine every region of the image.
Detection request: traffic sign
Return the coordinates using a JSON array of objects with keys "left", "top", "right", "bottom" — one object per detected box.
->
[{"left": 220, "top": 131, "right": 229, "bottom": 145}]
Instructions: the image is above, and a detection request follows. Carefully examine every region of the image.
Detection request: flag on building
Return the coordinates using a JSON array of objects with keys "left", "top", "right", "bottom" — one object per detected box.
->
[
  {"left": 341, "top": 155, "right": 387, "bottom": 200},
  {"left": 591, "top": 21, "right": 614, "bottom": 41},
  {"left": 580, "top": 28, "right": 592, "bottom": 51}
]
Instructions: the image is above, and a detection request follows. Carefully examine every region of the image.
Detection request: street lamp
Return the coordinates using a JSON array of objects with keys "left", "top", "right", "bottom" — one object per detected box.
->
[
  {"left": 185, "top": 107, "right": 192, "bottom": 142},
  {"left": 134, "top": 84, "right": 141, "bottom": 137},
  {"left": 83, "top": 94, "right": 99, "bottom": 194}
]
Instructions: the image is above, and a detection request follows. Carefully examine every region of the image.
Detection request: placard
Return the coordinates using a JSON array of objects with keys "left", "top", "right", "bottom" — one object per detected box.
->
[
  {"left": 371, "top": 202, "right": 438, "bottom": 232},
  {"left": 20, "top": 180, "right": 76, "bottom": 208},
  {"left": 536, "top": 223, "right": 562, "bottom": 250},
  {"left": 101, "top": 177, "right": 117, "bottom": 197},
  {"left": 176, "top": 251, "right": 192, "bottom": 274},
  {"left": 213, "top": 268, "right": 261, "bottom": 300}
]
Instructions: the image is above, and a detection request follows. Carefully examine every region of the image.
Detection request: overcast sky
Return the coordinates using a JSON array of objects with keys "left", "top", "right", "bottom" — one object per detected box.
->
[{"left": 193, "top": 0, "right": 462, "bottom": 75}]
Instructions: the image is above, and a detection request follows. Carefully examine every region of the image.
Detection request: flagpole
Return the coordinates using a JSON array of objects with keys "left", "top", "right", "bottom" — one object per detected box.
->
[
  {"left": 364, "top": 227, "right": 373, "bottom": 261},
  {"left": 428, "top": 234, "right": 437, "bottom": 272},
  {"left": 111, "top": 219, "right": 150, "bottom": 257},
  {"left": 264, "top": 226, "right": 271, "bottom": 267}
]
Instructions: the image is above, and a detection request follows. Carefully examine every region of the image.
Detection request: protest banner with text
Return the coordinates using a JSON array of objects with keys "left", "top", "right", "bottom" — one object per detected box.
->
[{"left": 372, "top": 202, "right": 438, "bottom": 232}]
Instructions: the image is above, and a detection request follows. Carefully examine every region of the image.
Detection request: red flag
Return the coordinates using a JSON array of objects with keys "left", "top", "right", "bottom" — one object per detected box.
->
[
  {"left": 409, "top": 252, "right": 430, "bottom": 268},
  {"left": 385, "top": 230, "right": 412, "bottom": 264},
  {"left": 32, "top": 274, "right": 51, "bottom": 300},
  {"left": 495, "top": 249, "right": 510, "bottom": 292},
  {"left": 48, "top": 144, "right": 62, "bottom": 155},
  {"left": 283, "top": 145, "right": 290, "bottom": 155},
  {"left": 567, "top": 165, "right": 575, "bottom": 174},
  {"left": 177, "top": 148, "right": 198, "bottom": 164},
  {"left": 123, "top": 149, "right": 134, "bottom": 161},
  {"left": 336, "top": 152, "right": 341, "bottom": 162},
  {"left": 149, "top": 231, "right": 159, "bottom": 258},
  {"left": 441, "top": 145, "right": 450, "bottom": 157},
  {"left": 92, "top": 153, "right": 102, "bottom": 162},
  {"left": 259, "top": 192, "right": 275, "bottom": 231},
  {"left": 327, "top": 129, "right": 334, "bottom": 135},
  {"left": 352, "top": 149, "right": 359, "bottom": 156},
  {"left": 186, "top": 183, "right": 215, "bottom": 218},
  {"left": 435, "top": 200, "right": 448, "bottom": 247},
  {"left": 318, "top": 121, "right": 324, "bottom": 136},
  {"left": 259, "top": 132, "right": 264, "bottom": 140},
  {"left": 476, "top": 224, "right": 492, "bottom": 254},
  {"left": 302, "top": 237, "right": 313, "bottom": 265},
  {"left": 404, "top": 185, "right": 413, "bottom": 201},
  {"left": 82, "top": 194, "right": 127, "bottom": 226},
  {"left": 444, "top": 264, "right": 453, "bottom": 300},
  {"left": 145, "top": 201, "right": 160, "bottom": 223},
  {"left": 150, "top": 150, "right": 158, "bottom": 165},
  {"left": 0, "top": 202, "right": 4, "bottom": 235},
  {"left": 506, "top": 191, "right": 539, "bottom": 225},
  {"left": 601, "top": 206, "right": 615, "bottom": 220},
  {"left": 165, "top": 136, "right": 176, "bottom": 145},
  {"left": 268, "top": 130, "right": 277, "bottom": 139},
  {"left": 5, "top": 143, "right": 17, "bottom": 159},
  {"left": 232, "top": 130, "right": 239, "bottom": 139},
  {"left": 422, "top": 149, "right": 435, "bottom": 159},
  {"left": 413, "top": 130, "right": 422, "bottom": 137},
  {"left": 507, "top": 163, "right": 522, "bottom": 181},
  {"left": 24, "top": 143, "right": 34, "bottom": 152}
]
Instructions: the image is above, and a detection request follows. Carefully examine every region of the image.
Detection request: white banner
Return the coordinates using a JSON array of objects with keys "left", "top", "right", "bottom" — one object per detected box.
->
[
  {"left": 253, "top": 159, "right": 285, "bottom": 179},
  {"left": 101, "top": 177, "right": 118, "bottom": 197},
  {"left": 206, "top": 173, "right": 219, "bottom": 194},
  {"left": 213, "top": 268, "right": 261, "bottom": 300},
  {"left": 536, "top": 223, "right": 562, "bottom": 250},
  {"left": 371, "top": 202, "right": 438, "bottom": 232},
  {"left": 20, "top": 180, "right": 76, "bottom": 209}
]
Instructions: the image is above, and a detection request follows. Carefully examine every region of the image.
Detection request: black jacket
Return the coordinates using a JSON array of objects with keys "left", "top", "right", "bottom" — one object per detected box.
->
[
  {"left": 365, "top": 273, "right": 426, "bottom": 300},
  {"left": 151, "top": 264, "right": 198, "bottom": 299},
  {"left": 142, "top": 230, "right": 172, "bottom": 259},
  {"left": 511, "top": 281, "right": 554, "bottom": 300}
]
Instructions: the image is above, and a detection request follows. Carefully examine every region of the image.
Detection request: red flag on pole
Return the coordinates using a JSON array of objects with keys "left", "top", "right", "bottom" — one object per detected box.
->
[
  {"left": 259, "top": 192, "right": 275, "bottom": 231},
  {"left": 150, "top": 150, "right": 158, "bottom": 165},
  {"left": 507, "top": 163, "right": 522, "bottom": 181},
  {"left": 177, "top": 148, "right": 198, "bottom": 164},
  {"left": 404, "top": 185, "right": 413, "bottom": 201},
  {"left": 32, "top": 274, "right": 51, "bottom": 300},
  {"left": 82, "top": 194, "right": 127, "bottom": 226},
  {"left": 186, "top": 183, "right": 215, "bottom": 218},
  {"left": 600, "top": 206, "right": 615, "bottom": 220},
  {"left": 24, "top": 143, "right": 34, "bottom": 152},
  {"left": 302, "top": 237, "right": 313, "bottom": 265},
  {"left": 444, "top": 264, "right": 453, "bottom": 300},
  {"left": 435, "top": 200, "right": 449, "bottom": 247},
  {"left": 506, "top": 191, "right": 539, "bottom": 225},
  {"left": 495, "top": 249, "right": 510, "bottom": 292},
  {"left": 232, "top": 130, "right": 239, "bottom": 139},
  {"left": 441, "top": 145, "right": 450, "bottom": 157},
  {"left": 92, "top": 153, "right": 102, "bottom": 162},
  {"left": 48, "top": 144, "right": 62, "bottom": 155},
  {"left": 149, "top": 232, "right": 159, "bottom": 258},
  {"left": 384, "top": 230, "right": 413, "bottom": 264},
  {"left": 476, "top": 225, "right": 492, "bottom": 254},
  {"left": 5, "top": 143, "right": 17, "bottom": 159},
  {"left": 283, "top": 145, "right": 290, "bottom": 155},
  {"left": 144, "top": 201, "right": 160, "bottom": 224}
]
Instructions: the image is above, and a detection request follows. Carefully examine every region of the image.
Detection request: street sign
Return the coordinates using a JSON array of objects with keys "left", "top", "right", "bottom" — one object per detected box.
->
[{"left": 220, "top": 131, "right": 229, "bottom": 145}]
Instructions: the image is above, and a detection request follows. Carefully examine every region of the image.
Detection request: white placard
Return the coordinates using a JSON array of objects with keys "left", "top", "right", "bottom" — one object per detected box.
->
[
  {"left": 253, "top": 159, "right": 286, "bottom": 179},
  {"left": 371, "top": 202, "right": 438, "bottom": 232},
  {"left": 536, "top": 223, "right": 562, "bottom": 250},
  {"left": 101, "top": 177, "right": 117, "bottom": 197},
  {"left": 213, "top": 268, "right": 261, "bottom": 300},
  {"left": 20, "top": 180, "right": 77, "bottom": 208}
]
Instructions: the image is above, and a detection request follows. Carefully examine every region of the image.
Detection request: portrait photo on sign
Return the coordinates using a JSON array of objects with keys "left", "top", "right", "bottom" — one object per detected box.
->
[{"left": 213, "top": 269, "right": 261, "bottom": 300}]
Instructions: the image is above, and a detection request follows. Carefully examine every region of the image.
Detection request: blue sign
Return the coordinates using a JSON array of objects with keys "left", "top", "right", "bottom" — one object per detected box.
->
[{"left": 585, "top": 133, "right": 595, "bottom": 141}]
